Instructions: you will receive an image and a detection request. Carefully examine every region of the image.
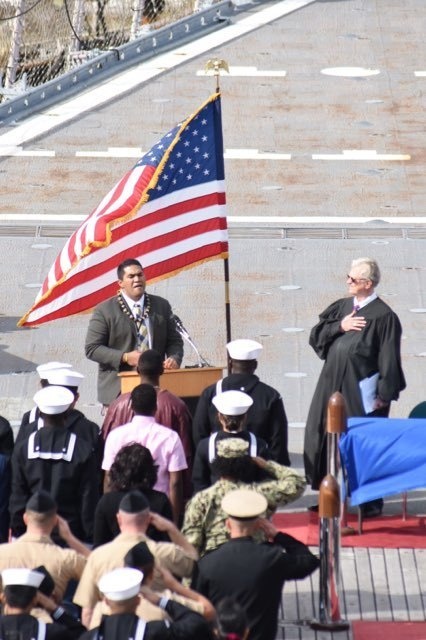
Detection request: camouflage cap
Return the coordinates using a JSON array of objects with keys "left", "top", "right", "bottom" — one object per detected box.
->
[{"left": 216, "top": 437, "right": 250, "bottom": 459}]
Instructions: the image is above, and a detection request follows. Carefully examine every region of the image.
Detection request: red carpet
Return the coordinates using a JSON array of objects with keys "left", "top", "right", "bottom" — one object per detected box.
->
[
  {"left": 272, "top": 511, "right": 426, "bottom": 548},
  {"left": 352, "top": 621, "right": 426, "bottom": 640}
]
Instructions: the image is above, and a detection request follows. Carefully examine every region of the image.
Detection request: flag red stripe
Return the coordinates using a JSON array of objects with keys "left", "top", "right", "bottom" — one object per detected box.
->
[
  {"left": 49, "top": 165, "right": 155, "bottom": 291},
  {"left": 23, "top": 242, "right": 228, "bottom": 326},
  {"left": 35, "top": 190, "right": 226, "bottom": 306},
  {"left": 113, "top": 192, "right": 226, "bottom": 237},
  {"left": 45, "top": 176, "right": 218, "bottom": 298},
  {"left": 32, "top": 216, "right": 227, "bottom": 306},
  {"left": 146, "top": 243, "right": 228, "bottom": 281},
  {"left": 111, "top": 194, "right": 227, "bottom": 243}
]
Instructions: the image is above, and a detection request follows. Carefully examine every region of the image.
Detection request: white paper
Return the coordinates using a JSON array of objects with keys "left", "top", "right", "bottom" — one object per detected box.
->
[{"left": 359, "top": 372, "right": 380, "bottom": 414}]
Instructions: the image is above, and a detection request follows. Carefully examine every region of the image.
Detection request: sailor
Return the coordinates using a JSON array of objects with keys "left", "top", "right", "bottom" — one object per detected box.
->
[
  {"left": 19, "top": 361, "right": 73, "bottom": 428},
  {"left": 78, "top": 567, "right": 211, "bottom": 639},
  {"left": 193, "top": 339, "right": 290, "bottom": 465},
  {"left": 192, "top": 390, "right": 271, "bottom": 493},
  {"left": 10, "top": 386, "right": 100, "bottom": 542},
  {"left": 0, "top": 568, "right": 85, "bottom": 639},
  {"left": 17, "top": 366, "right": 101, "bottom": 458}
]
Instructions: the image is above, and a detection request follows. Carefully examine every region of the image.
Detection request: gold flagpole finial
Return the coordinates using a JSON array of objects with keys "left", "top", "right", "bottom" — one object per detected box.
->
[{"left": 204, "top": 58, "right": 229, "bottom": 92}]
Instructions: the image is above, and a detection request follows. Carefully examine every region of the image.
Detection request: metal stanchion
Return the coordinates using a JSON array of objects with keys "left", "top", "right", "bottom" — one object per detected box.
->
[
  {"left": 310, "top": 392, "right": 350, "bottom": 632},
  {"left": 326, "top": 392, "right": 355, "bottom": 536}
]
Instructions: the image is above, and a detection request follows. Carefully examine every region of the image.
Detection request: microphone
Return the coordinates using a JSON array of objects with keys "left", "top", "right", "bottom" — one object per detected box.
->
[
  {"left": 172, "top": 314, "right": 190, "bottom": 338},
  {"left": 172, "top": 314, "right": 211, "bottom": 367}
]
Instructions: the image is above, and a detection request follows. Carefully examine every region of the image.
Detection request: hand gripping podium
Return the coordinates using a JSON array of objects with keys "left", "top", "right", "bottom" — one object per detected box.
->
[{"left": 118, "top": 367, "right": 224, "bottom": 398}]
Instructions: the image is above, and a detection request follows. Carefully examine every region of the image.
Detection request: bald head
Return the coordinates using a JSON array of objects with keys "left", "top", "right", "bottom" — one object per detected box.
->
[{"left": 116, "top": 509, "right": 150, "bottom": 534}]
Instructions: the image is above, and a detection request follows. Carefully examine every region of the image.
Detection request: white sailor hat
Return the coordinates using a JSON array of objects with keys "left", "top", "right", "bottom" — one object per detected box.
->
[
  {"left": 221, "top": 489, "right": 268, "bottom": 519},
  {"left": 226, "top": 339, "right": 263, "bottom": 361},
  {"left": 36, "top": 362, "right": 73, "bottom": 378},
  {"left": 212, "top": 390, "right": 253, "bottom": 416},
  {"left": 98, "top": 568, "right": 143, "bottom": 601},
  {"left": 1, "top": 568, "right": 45, "bottom": 589},
  {"left": 46, "top": 369, "right": 84, "bottom": 388},
  {"left": 33, "top": 386, "right": 74, "bottom": 415}
]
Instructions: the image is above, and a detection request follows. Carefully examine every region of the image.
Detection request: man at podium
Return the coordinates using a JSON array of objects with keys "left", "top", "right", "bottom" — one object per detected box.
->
[{"left": 85, "top": 258, "right": 183, "bottom": 406}]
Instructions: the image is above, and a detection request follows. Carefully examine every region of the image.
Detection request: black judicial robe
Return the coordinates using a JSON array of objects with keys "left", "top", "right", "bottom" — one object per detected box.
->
[
  {"left": 303, "top": 296, "right": 406, "bottom": 490},
  {"left": 192, "top": 373, "right": 290, "bottom": 465},
  {"left": 0, "top": 613, "right": 84, "bottom": 639},
  {"left": 78, "top": 601, "right": 211, "bottom": 640}
]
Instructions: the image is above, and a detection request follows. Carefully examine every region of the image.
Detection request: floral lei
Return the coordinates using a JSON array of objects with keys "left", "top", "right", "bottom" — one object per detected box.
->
[{"left": 117, "top": 290, "right": 151, "bottom": 323}]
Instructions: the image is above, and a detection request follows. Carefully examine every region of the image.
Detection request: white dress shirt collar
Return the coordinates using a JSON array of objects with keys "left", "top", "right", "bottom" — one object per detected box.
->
[
  {"left": 354, "top": 292, "right": 377, "bottom": 310},
  {"left": 121, "top": 291, "right": 145, "bottom": 318}
]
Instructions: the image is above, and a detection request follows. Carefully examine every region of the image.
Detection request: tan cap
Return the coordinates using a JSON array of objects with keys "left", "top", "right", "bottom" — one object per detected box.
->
[{"left": 221, "top": 489, "right": 267, "bottom": 519}]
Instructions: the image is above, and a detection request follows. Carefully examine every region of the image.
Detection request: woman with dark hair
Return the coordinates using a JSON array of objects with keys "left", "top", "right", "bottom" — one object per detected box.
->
[{"left": 93, "top": 443, "right": 172, "bottom": 547}]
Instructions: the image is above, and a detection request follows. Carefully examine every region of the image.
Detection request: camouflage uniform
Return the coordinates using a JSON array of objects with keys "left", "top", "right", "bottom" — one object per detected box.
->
[{"left": 182, "top": 439, "right": 305, "bottom": 556}]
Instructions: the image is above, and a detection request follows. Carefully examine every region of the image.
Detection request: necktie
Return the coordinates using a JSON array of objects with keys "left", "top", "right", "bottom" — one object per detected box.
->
[
  {"left": 354, "top": 304, "right": 360, "bottom": 313},
  {"left": 134, "top": 304, "right": 148, "bottom": 352}
]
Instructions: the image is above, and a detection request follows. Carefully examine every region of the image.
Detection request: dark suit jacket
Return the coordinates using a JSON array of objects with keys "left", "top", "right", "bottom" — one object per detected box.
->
[{"left": 85, "top": 294, "right": 183, "bottom": 405}]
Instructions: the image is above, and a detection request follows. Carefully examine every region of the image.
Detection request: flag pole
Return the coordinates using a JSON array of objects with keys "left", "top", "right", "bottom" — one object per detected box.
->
[
  {"left": 224, "top": 257, "right": 231, "bottom": 344},
  {"left": 204, "top": 59, "right": 232, "bottom": 362}
]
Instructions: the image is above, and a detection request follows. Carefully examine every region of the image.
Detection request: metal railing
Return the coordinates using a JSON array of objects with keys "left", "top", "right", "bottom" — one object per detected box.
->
[{"left": 0, "top": 0, "right": 231, "bottom": 114}]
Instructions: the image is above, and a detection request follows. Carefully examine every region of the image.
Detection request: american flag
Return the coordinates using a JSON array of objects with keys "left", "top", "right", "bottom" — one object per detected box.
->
[{"left": 18, "top": 92, "right": 228, "bottom": 327}]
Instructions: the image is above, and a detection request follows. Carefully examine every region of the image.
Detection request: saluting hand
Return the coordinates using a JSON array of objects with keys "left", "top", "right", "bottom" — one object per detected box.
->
[
  {"left": 149, "top": 512, "right": 174, "bottom": 532},
  {"left": 156, "top": 566, "right": 178, "bottom": 590},
  {"left": 56, "top": 515, "right": 72, "bottom": 541},
  {"left": 256, "top": 518, "right": 278, "bottom": 541}
]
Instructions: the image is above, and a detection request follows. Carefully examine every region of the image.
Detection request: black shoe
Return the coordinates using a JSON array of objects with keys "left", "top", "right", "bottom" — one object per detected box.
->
[{"left": 308, "top": 504, "right": 319, "bottom": 512}]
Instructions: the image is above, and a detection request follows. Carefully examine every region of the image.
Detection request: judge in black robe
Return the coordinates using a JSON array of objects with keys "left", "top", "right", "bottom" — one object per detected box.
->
[{"left": 303, "top": 258, "right": 406, "bottom": 493}]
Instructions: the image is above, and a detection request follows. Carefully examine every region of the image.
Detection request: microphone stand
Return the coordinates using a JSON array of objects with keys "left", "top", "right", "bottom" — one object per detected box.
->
[{"left": 174, "top": 318, "right": 211, "bottom": 368}]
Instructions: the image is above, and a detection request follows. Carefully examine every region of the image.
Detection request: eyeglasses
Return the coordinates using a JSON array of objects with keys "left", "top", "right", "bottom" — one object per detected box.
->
[{"left": 346, "top": 275, "right": 368, "bottom": 284}]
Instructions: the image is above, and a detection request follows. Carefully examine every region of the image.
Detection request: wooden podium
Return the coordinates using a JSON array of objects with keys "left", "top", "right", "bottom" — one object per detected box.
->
[{"left": 118, "top": 367, "right": 224, "bottom": 397}]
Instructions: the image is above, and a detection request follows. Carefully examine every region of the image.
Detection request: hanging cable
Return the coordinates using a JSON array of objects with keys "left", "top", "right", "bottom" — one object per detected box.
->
[
  {"left": 0, "top": 0, "right": 45, "bottom": 22},
  {"left": 63, "top": 0, "right": 87, "bottom": 49}
]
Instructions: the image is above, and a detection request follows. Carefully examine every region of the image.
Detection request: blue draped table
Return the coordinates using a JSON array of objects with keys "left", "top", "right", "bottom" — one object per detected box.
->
[{"left": 339, "top": 417, "right": 426, "bottom": 506}]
